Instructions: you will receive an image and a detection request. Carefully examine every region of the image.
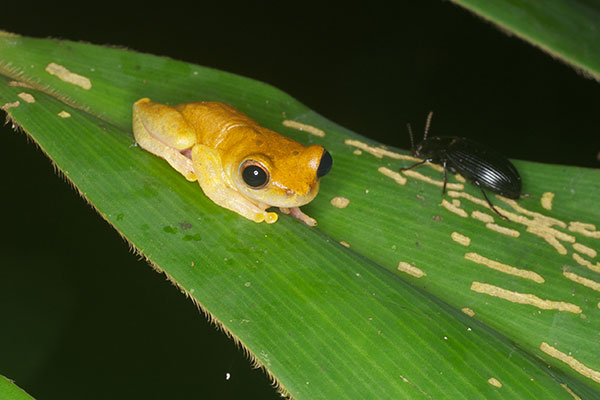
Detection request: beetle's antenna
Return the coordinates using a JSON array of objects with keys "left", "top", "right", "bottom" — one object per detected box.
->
[
  {"left": 424, "top": 111, "right": 434, "bottom": 140},
  {"left": 406, "top": 123, "right": 415, "bottom": 152}
]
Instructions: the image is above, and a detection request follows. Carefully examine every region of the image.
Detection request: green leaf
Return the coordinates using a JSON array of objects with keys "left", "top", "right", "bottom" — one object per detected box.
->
[
  {"left": 1, "top": 29, "right": 599, "bottom": 399},
  {"left": 0, "top": 375, "right": 35, "bottom": 400},
  {"left": 450, "top": 0, "right": 600, "bottom": 80}
]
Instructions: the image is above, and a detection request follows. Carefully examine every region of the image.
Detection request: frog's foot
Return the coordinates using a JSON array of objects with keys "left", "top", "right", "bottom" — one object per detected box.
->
[
  {"left": 280, "top": 207, "right": 317, "bottom": 227},
  {"left": 257, "top": 211, "right": 279, "bottom": 224}
]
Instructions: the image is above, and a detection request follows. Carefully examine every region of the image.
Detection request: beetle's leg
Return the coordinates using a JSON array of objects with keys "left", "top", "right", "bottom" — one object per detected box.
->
[
  {"left": 442, "top": 160, "right": 448, "bottom": 195},
  {"left": 477, "top": 185, "right": 509, "bottom": 221},
  {"left": 399, "top": 159, "right": 430, "bottom": 172}
]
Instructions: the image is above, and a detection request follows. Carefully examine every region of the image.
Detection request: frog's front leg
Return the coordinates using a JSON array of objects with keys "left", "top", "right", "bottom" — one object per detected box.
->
[
  {"left": 191, "top": 144, "right": 278, "bottom": 224},
  {"left": 132, "top": 98, "right": 197, "bottom": 181},
  {"left": 279, "top": 207, "right": 317, "bottom": 227}
]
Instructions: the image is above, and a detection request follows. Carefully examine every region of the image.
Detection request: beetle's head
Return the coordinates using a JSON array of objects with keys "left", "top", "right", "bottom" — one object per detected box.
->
[{"left": 413, "top": 141, "right": 425, "bottom": 157}]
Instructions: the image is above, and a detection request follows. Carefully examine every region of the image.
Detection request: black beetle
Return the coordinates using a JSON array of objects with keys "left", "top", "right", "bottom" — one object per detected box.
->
[{"left": 400, "top": 112, "right": 522, "bottom": 220}]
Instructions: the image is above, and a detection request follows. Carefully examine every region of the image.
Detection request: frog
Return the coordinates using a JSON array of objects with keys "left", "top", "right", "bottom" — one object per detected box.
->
[{"left": 132, "top": 98, "right": 332, "bottom": 226}]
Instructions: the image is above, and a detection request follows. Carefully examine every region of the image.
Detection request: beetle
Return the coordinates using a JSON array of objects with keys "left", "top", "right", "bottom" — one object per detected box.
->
[{"left": 400, "top": 112, "right": 522, "bottom": 220}]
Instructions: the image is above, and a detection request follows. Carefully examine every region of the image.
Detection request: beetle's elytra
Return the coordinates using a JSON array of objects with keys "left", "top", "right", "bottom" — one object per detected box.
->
[{"left": 400, "top": 112, "right": 522, "bottom": 220}]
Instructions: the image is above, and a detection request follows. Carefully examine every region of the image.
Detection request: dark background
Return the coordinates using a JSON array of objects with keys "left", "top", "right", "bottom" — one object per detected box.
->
[{"left": 1, "top": 2, "right": 599, "bottom": 399}]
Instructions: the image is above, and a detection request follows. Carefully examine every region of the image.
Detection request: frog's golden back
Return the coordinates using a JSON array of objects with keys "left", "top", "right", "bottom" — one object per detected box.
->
[
  {"left": 176, "top": 101, "right": 307, "bottom": 167},
  {"left": 175, "top": 102, "right": 260, "bottom": 147}
]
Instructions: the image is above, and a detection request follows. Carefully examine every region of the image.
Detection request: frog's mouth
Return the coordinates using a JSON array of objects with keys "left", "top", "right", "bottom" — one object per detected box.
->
[
  {"left": 239, "top": 182, "right": 318, "bottom": 211},
  {"left": 269, "top": 182, "right": 320, "bottom": 208}
]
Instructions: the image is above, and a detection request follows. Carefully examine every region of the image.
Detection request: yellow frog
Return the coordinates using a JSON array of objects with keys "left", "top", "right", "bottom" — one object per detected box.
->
[{"left": 132, "top": 98, "right": 332, "bottom": 225}]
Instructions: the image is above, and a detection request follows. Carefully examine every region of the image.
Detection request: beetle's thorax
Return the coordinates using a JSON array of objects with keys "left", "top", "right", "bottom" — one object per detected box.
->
[{"left": 414, "top": 136, "right": 458, "bottom": 161}]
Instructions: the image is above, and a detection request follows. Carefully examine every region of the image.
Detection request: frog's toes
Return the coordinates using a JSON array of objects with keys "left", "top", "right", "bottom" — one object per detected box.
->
[
  {"left": 264, "top": 212, "right": 279, "bottom": 224},
  {"left": 250, "top": 211, "right": 278, "bottom": 224},
  {"left": 184, "top": 171, "right": 197, "bottom": 182}
]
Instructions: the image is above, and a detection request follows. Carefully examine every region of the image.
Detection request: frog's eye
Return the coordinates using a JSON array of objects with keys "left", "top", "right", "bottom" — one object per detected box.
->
[
  {"left": 240, "top": 160, "right": 269, "bottom": 189},
  {"left": 317, "top": 150, "right": 333, "bottom": 178}
]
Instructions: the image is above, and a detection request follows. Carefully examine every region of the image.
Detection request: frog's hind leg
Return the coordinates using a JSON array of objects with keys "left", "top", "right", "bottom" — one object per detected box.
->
[
  {"left": 132, "top": 98, "right": 197, "bottom": 181},
  {"left": 191, "top": 144, "right": 278, "bottom": 224}
]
